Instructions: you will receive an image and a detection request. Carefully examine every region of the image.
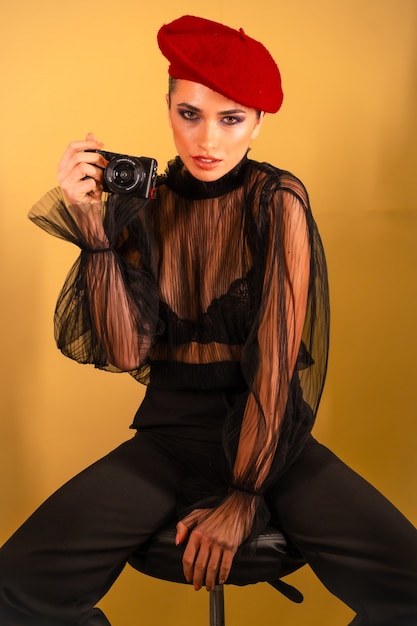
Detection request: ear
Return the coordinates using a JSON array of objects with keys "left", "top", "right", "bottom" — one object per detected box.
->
[{"left": 250, "top": 112, "right": 265, "bottom": 141}]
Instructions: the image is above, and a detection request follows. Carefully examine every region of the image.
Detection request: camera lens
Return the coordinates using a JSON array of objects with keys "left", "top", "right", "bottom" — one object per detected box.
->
[{"left": 105, "top": 156, "right": 145, "bottom": 194}]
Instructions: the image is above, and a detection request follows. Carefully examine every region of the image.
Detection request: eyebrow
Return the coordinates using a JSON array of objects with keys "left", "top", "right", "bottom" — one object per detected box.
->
[{"left": 176, "top": 102, "right": 247, "bottom": 115}]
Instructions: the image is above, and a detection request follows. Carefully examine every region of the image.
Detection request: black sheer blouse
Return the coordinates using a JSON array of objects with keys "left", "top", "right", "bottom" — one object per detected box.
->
[{"left": 29, "top": 155, "right": 330, "bottom": 542}]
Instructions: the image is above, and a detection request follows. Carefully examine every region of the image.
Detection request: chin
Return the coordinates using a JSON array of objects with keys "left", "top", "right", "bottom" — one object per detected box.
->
[{"left": 191, "top": 170, "right": 224, "bottom": 182}]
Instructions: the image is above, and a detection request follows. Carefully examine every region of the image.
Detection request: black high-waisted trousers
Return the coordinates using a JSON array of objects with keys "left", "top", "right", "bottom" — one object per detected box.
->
[{"left": 0, "top": 387, "right": 416, "bottom": 626}]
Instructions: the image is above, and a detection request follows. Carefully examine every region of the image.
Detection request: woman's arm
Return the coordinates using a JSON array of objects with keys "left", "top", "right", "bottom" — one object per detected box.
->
[
  {"left": 233, "top": 189, "right": 310, "bottom": 491},
  {"left": 30, "top": 133, "right": 158, "bottom": 372},
  {"left": 177, "top": 187, "right": 311, "bottom": 590},
  {"left": 56, "top": 133, "right": 147, "bottom": 370}
]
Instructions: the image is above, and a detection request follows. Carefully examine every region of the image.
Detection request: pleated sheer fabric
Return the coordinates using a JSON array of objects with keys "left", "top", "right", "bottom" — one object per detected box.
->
[{"left": 29, "top": 155, "right": 329, "bottom": 550}]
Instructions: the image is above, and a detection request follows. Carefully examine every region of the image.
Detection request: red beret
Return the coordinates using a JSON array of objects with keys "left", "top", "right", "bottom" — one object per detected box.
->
[{"left": 157, "top": 15, "right": 283, "bottom": 114}]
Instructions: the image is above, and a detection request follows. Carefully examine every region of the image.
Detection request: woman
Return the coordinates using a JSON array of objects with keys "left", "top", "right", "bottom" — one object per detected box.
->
[{"left": 0, "top": 15, "right": 416, "bottom": 626}]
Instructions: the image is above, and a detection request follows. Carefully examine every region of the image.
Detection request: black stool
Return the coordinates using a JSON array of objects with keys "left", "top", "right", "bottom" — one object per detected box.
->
[{"left": 129, "top": 524, "right": 305, "bottom": 625}]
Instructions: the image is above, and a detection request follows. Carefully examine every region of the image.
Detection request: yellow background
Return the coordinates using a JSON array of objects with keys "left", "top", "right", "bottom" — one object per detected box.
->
[{"left": 1, "top": 1, "right": 416, "bottom": 624}]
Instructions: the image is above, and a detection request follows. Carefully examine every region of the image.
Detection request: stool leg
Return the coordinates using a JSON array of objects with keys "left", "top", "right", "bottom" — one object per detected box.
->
[{"left": 209, "top": 585, "right": 225, "bottom": 626}]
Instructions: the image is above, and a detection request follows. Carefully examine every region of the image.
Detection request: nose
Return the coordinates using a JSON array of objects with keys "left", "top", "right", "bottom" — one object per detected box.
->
[{"left": 197, "top": 120, "right": 219, "bottom": 153}]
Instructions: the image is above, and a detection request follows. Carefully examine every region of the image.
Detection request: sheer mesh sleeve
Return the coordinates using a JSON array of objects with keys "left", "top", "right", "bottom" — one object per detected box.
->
[
  {"left": 230, "top": 171, "right": 329, "bottom": 538},
  {"left": 181, "top": 169, "right": 330, "bottom": 549},
  {"left": 28, "top": 187, "right": 160, "bottom": 376}
]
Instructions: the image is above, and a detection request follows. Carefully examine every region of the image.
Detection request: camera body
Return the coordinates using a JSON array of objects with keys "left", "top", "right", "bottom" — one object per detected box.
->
[{"left": 92, "top": 150, "right": 158, "bottom": 199}]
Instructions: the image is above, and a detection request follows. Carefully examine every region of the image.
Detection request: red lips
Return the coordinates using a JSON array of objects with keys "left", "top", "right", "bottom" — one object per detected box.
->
[{"left": 192, "top": 156, "right": 222, "bottom": 170}]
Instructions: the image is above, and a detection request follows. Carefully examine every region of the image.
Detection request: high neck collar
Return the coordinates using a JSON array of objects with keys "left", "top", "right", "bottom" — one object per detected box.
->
[{"left": 161, "top": 155, "right": 249, "bottom": 199}]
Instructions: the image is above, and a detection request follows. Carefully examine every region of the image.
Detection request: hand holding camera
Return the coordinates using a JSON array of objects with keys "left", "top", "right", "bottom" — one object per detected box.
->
[
  {"left": 57, "top": 133, "right": 107, "bottom": 206},
  {"left": 57, "top": 133, "right": 158, "bottom": 208}
]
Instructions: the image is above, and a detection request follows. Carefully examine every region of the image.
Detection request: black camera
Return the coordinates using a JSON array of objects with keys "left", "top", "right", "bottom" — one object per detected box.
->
[{"left": 92, "top": 150, "right": 158, "bottom": 199}]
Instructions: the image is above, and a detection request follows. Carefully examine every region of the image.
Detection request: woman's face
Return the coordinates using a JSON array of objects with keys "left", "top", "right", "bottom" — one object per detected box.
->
[{"left": 167, "top": 80, "right": 264, "bottom": 182}]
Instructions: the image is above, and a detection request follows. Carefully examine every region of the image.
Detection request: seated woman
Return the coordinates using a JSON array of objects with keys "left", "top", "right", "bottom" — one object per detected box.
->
[{"left": 0, "top": 14, "right": 416, "bottom": 626}]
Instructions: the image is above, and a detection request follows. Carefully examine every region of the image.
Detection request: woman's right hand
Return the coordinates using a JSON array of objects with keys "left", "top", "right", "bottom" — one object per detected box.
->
[{"left": 57, "top": 132, "right": 108, "bottom": 206}]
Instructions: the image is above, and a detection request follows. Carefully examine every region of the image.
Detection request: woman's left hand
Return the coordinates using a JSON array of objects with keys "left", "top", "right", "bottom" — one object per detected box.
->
[
  {"left": 176, "top": 511, "right": 235, "bottom": 591},
  {"left": 176, "top": 495, "right": 255, "bottom": 591}
]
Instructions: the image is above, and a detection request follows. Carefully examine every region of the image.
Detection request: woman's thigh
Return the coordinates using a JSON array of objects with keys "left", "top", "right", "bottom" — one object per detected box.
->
[
  {"left": 0, "top": 432, "right": 186, "bottom": 623},
  {"left": 266, "top": 437, "right": 417, "bottom": 624}
]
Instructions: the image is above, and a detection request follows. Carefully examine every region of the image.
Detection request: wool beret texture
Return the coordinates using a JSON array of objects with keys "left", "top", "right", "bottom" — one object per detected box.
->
[{"left": 157, "top": 15, "right": 283, "bottom": 113}]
